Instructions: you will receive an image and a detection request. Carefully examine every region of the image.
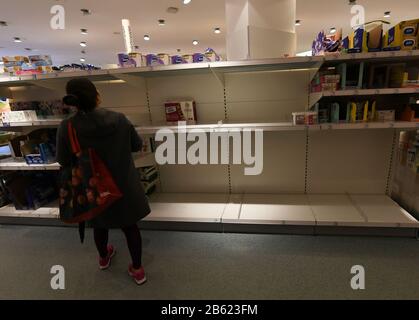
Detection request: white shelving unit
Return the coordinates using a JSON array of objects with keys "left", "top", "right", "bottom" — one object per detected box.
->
[
  {"left": 144, "top": 193, "right": 419, "bottom": 228},
  {"left": 309, "top": 88, "right": 419, "bottom": 107},
  {"left": 0, "top": 201, "right": 59, "bottom": 219},
  {"left": 0, "top": 158, "right": 60, "bottom": 171},
  {"left": 0, "top": 153, "right": 154, "bottom": 172},
  {"left": 1, "top": 51, "right": 419, "bottom": 236}
]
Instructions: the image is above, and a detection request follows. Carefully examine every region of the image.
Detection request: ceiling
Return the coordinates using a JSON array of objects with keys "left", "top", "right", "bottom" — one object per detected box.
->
[{"left": 0, "top": 0, "right": 418, "bottom": 67}]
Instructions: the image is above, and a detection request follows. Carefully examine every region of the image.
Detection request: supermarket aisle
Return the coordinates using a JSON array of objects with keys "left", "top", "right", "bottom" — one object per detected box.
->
[{"left": 1, "top": 225, "right": 419, "bottom": 300}]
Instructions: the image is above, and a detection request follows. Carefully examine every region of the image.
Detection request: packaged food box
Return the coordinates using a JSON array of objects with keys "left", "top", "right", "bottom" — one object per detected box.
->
[
  {"left": 118, "top": 53, "right": 146, "bottom": 68},
  {"left": 29, "top": 55, "right": 53, "bottom": 67},
  {"left": 146, "top": 54, "right": 170, "bottom": 66},
  {"left": 165, "top": 101, "right": 197, "bottom": 125},
  {"left": 383, "top": 19, "right": 419, "bottom": 51},
  {"left": 292, "top": 112, "right": 306, "bottom": 125},
  {"left": 1, "top": 110, "right": 38, "bottom": 124},
  {"left": 171, "top": 55, "right": 193, "bottom": 64}
]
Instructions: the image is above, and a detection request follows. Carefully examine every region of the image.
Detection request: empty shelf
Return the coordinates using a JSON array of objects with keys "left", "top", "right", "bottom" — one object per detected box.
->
[
  {"left": 308, "top": 194, "right": 365, "bottom": 226},
  {"left": 145, "top": 193, "right": 230, "bottom": 223},
  {"left": 350, "top": 195, "right": 419, "bottom": 228},
  {"left": 234, "top": 194, "right": 316, "bottom": 225}
]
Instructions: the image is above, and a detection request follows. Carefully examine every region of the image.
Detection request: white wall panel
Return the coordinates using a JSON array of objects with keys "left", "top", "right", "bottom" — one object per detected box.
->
[
  {"left": 226, "top": 71, "right": 308, "bottom": 102},
  {"left": 96, "top": 82, "right": 148, "bottom": 108},
  {"left": 158, "top": 164, "right": 230, "bottom": 193},
  {"left": 308, "top": 130, "right": 393, "bottom": 194},
  {"left": 231, "top": 131, "right": 306, "bottom": 194},
  {"left": 147, "top": 74, "right": 224, "bottom": 106},
  {"left": 227, "top": 100, "right": 306, "bottom": 122}
]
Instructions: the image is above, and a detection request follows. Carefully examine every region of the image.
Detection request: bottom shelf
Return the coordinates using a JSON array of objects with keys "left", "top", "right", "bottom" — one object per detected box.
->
[
  {"left": 0, "top": 200, "right": 59, "bottom": 219},
  {"left": 0, "top": 194, "right": 418, "bottom": 233},
  {"left": 146, "top": 193, "right": 419, "bottom": 228}
]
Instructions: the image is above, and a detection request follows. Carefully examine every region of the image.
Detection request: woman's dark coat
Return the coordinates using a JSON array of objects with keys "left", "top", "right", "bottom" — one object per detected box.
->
[{"left": 56, "top": 108, "right": 151, "bottom": 229}]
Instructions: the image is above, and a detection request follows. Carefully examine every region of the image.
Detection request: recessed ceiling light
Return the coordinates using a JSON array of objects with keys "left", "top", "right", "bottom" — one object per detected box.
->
[
  {"left": 80, "top": 9, "right": 91, "bottom": 16},
  {"left": 192, "top": 40, "right": 199, "bottom": 45},
  {"left": 214, "top": 27, "right": 221, "bottom": 34},
  {"left": 113, "top": 31, "right": 121, "bottom": 35},
  {"left": 0, "top": 21, "right": 7, "bottom": 27},
  {"left": 158, "top": 19, "right": 166, "bottom": 26},
  {"left": 177, "top": 49, "right": 181, "bottom": 53},
  {"left": 384, "top": 11, "right": 391, "bottom": 18},
  {"left": 13, "top": 37, "right": 22, "bottom": 43},
  {"left": 80, "top": 58, "right": 86, "bottom": 62},
  {"left": 80, "top": 41, "right": 87, "bottom": 47},
  {"left": 183, "top": 0, "right": 192, "bottom": 4},
  {"left": 330, "top": 27, "right": 337, "bottom": 34},
  {"left": 134, "top": 45, "right": 140, "bottom": 50},
  {"left": 24, "top": 48, "right": 32, "bottom": 51},
  {"left": 295, "top": 20, "right": 301, "bottom": 26},
  {"left": 81, "top": 28, "right": 88, "bottom": 35},
  {"left": 167, "top": 7, "right": 179, "bottom": 14},
  {"left": 144, "top": 35, "right": 150, "bottom": 41},
  {"left": 81, "top": 50, "right": 86, "bottom": 54}
]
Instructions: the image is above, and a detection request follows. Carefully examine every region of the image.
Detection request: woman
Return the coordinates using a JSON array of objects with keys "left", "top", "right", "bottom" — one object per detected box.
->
[{"left": 56, "top": 77, "right": 150, "bottom": 285}]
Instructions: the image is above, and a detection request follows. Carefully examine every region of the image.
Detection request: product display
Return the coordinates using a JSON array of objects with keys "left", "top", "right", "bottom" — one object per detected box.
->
[
  {"left": 146, "top": 54, "right": 171, "bottom": 66},
  {"left": 118, "top": 52, "right": 146, "bottom": 68},
  {"left": 165, "top": 101, "right": 197, "bottom": 125},
  {"left": 313, "top": 18, "right": 419, "bottom": 56},
  {"left": 1, "top": 110, "right": 38, "bottom": 124},
  {"left": 52, "top": 63, "right": 101, "bottom": 72},
  {"left": 383, "top": 19, "right": 419, "bottom": 51},
  {"left": 292, "top": 111, "right": 318, "bottom": 125},
  {"left": 2, "top": 55, "right": 53, "bottom": 75},
  {"left": 312, "top": 30, "right": 342, "bottom": 56},
  {"left": 9, "top": 99, "right": 75, "bottom": 119},
  {"left": 3, "top": 171, "right": 58, "bottom": 210},
  {"left": 6, "top": 129, "right": 57, "bottom": 164}
]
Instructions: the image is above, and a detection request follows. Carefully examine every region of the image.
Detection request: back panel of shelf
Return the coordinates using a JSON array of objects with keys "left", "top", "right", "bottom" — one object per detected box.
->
[
  {"left": 307, "top": 129, "right": 394, "bottom": 194},
  {"left": 147, "top": 73, "right": 225, "bottom": 124},
  {"left": 225, "top": 70, "right": 310, "bottom": 122}
]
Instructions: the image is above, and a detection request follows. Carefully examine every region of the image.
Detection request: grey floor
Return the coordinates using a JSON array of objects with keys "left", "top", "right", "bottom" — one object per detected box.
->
[{"left": 1, "top": 225, "right": 419, "bottom": 300}]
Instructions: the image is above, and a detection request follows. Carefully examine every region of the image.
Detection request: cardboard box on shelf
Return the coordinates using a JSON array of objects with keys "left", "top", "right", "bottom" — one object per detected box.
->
[
  {"left": 383, "top": 19, "right": 419, "bottom": 51},
  {"left": 118, "top": 53, "right": 146, "bottom": 68},
  {"left": 165, "top": 101, "right": 197, "bottom": 125},
  {"left": 1, "top": 110, "right": 38, "bottom": 124}
]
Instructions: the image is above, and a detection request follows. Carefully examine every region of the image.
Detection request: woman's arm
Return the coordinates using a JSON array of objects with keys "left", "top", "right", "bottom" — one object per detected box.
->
[
  {"left": 123, "top": 115, "right": 143, "bottom": 152},
  {"left": 56, "top": 121, "right": 72, "bottom": 167}
]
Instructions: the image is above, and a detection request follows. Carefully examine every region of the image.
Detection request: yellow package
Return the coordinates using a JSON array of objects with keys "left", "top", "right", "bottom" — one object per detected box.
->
[{"left": 384, "top": 19, "right": 419, "bottom": 51}]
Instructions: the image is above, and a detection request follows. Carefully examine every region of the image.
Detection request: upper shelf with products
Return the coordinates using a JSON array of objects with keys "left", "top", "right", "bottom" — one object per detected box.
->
[{"left": 1, "top": 51, "right": 419, "bottom": 88}]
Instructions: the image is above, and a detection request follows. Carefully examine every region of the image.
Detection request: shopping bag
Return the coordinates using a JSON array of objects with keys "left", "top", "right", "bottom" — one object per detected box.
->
[{"left": 59, "top": 121, "right": 122, "bottom": 241}]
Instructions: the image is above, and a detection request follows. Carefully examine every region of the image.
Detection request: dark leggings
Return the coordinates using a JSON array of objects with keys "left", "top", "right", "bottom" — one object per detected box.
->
[{"left": 94, "top": 224, "right": 142, "bottom": 269}]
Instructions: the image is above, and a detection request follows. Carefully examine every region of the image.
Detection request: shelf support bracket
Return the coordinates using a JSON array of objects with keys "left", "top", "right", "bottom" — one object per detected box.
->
[{"left": 210, "top": 67, "right": 225, "bottom": 88}]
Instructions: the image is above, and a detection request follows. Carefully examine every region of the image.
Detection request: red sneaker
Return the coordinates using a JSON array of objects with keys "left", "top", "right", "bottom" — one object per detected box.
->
[
  {"left": 128, "top": 264, "right": 147, "bottom": 285},
  {"left": 99, "top": 245, "right": 116, "bottom": 270}
]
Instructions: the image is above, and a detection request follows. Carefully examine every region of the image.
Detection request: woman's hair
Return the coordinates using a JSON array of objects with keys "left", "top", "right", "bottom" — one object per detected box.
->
[{"left": 63, "top": 78, "right": 98, "bottom": 112}]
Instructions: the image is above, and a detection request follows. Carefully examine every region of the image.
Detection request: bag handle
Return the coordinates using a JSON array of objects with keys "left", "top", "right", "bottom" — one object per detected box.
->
[{"left": 67, "top": 121, "right": 81, "bottom": 154}]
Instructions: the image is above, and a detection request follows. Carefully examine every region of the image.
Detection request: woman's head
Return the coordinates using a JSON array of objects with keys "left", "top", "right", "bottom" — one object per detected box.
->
[{"left": 63, "top": 78, "right": 100, "bottom": 112}]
